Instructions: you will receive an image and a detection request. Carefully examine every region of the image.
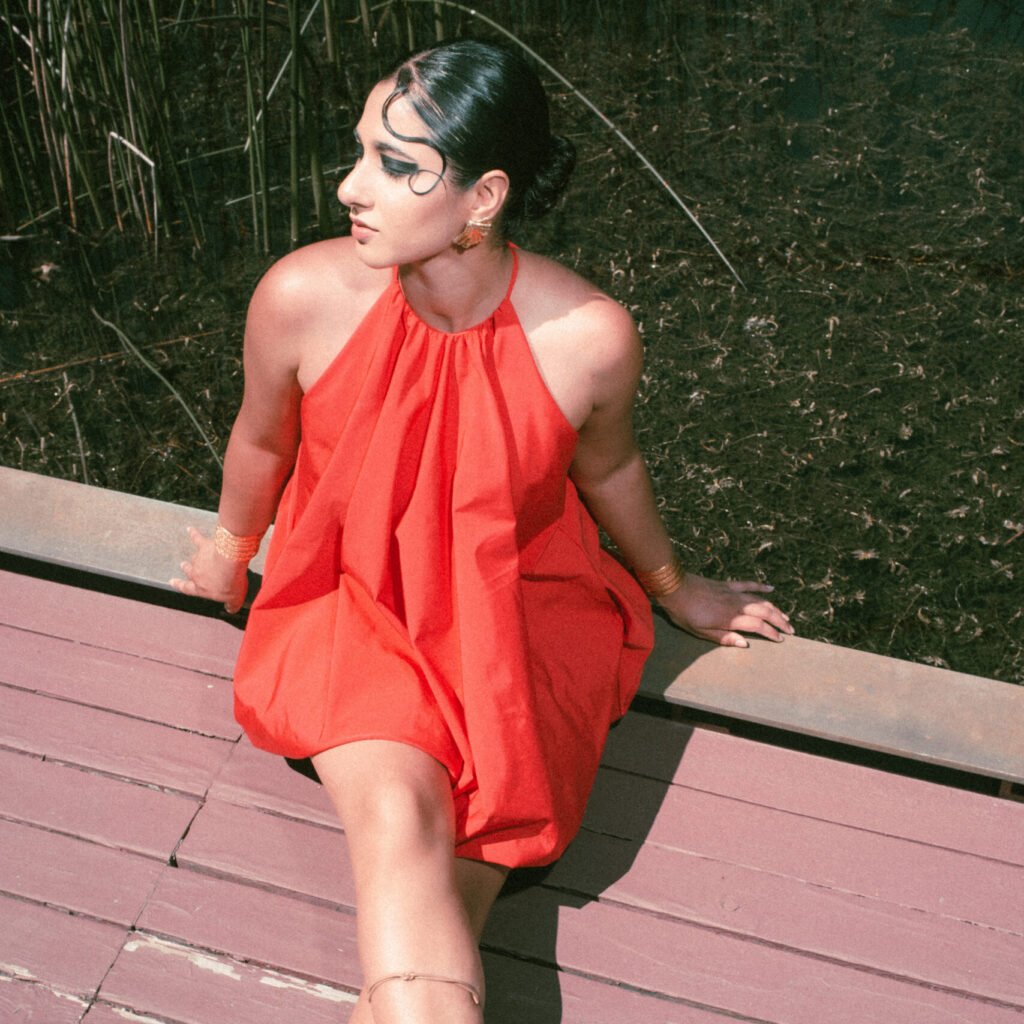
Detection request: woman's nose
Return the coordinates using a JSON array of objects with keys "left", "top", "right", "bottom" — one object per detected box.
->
[{"left": 337, "top": 163, "right": 365, "bottom": 209}]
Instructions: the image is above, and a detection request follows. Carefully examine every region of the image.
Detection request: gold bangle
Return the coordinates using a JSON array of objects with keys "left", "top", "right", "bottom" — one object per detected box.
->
[
  {"left": 635, "top": 556, "right": 686, "bottom": 599},
  {"left": 214, "top": 523, "right": 263, "bottom": 562}
]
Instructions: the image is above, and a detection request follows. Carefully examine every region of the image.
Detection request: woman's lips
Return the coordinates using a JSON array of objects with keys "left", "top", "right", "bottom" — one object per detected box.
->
[{"left": 350, "top": 217, "right": 376, "bottom": 241}]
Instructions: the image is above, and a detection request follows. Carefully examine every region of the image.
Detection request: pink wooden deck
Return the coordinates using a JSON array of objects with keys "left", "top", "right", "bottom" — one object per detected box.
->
[{"left": 1, "top": 565, "right": 1022, "bottom": 1024}]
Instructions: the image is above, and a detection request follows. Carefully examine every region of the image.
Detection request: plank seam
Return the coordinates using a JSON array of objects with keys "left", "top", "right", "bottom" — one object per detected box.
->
[{"left": 0, "top": 680, "right": 240, "bottom": 743}]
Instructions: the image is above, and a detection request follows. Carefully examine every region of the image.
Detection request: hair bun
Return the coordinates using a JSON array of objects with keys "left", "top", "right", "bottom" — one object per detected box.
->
[{"left": 520, "top": 134, "right": 577, "bottom": 223}]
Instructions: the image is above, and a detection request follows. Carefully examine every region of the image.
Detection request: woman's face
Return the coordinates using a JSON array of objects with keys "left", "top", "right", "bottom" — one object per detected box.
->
[{"left": 337, "top": 80, "right": 471, "bottom": 267}]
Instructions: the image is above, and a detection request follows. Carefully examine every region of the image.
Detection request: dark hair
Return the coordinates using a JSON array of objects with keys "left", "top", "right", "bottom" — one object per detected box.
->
[{"left": 382, "top": 39, "right": 576, "bottom": 235}]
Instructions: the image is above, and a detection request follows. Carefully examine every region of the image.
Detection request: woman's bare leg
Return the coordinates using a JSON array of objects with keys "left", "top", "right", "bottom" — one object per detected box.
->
[{"left": 312, "top": 741, "right": 508, "bottom": 1023}]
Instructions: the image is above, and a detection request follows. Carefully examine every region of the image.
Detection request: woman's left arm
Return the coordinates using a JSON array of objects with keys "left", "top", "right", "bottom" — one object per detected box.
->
[{"left": 569, "top": 305, "right": 793, "bottom": 648}]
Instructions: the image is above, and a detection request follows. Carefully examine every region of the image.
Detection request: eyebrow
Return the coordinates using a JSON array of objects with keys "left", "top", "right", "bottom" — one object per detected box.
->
[{"left": 352, "top": 129, "right": 417, "bottom": 163}]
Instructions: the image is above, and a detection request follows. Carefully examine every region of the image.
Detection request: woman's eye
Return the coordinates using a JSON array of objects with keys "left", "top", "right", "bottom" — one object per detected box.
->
[{"left": 381, "top": 156, "right": 419, "bottom": 178}]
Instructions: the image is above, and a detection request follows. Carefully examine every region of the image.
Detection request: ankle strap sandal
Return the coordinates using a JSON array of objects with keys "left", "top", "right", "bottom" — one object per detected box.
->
[{"left": 366, "top": 972, "right": 482, "bottom": 1006}]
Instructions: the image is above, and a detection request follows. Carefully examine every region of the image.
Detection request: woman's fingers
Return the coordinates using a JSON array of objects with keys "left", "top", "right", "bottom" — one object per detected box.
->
[{"left": 726, "top": 579, "right": 774, "bottom": 594}]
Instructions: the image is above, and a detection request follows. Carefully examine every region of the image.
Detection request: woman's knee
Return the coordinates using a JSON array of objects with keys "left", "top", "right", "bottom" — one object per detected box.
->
[{"left": 314, "top": 741, "right": 456, "bottom": 859}]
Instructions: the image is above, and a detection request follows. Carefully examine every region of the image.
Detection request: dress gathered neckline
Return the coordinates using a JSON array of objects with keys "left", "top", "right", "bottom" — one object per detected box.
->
[{"left": 396, "top": 244, "right": 520, "bottom": 337}]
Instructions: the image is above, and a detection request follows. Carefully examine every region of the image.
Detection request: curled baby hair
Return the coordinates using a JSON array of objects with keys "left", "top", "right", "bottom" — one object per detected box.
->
[{"left": 381, "top": 39, "right": 576, "bottom": 236}]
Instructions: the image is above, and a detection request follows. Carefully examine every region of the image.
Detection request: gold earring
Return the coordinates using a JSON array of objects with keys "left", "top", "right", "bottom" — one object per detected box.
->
[{"left": 452, "top": 218, "right": 492, "bottom": 251}]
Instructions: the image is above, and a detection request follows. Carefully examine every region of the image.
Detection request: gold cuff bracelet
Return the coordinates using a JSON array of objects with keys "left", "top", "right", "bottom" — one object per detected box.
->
[
  {"left": 214, "top": 523, "right": 263, "bottom": 562},
  {"left": 635, "top": 556, "right": 686, "bottom": 599}
]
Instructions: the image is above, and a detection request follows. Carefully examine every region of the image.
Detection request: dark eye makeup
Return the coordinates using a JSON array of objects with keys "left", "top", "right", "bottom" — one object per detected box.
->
[{"left": 350, "top": 130, "right": 444, "bottom": 196}]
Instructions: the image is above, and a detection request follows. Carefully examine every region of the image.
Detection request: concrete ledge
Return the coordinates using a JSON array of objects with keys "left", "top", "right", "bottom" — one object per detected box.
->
[
  {"left": 0, "top": 466, "right": 267, "bottom": 585},
  {"left": 2, "top": 466, "right": 1021, "bottom": 784},
  {"left": 641, "top": 617, "right": 1024, "bottom": 784}
]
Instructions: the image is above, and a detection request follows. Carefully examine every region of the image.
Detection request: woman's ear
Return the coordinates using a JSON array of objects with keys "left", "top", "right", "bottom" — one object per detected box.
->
[{"left": 468, "top": 170, "right": 510, "bottom": 224}]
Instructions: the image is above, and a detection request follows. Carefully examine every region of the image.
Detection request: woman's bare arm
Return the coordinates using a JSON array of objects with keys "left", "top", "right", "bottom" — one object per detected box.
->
[
  {"left": 170, "top": 256, "right": 312, "bottom": 610},
  {"left": 570, "top": 304, "right": 793, "bottom": 647}
]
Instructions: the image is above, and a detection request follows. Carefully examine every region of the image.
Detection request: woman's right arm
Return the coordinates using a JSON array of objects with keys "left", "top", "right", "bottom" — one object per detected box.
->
[{"left": 170, "top": 259, "right": 307, "bottom": 611}]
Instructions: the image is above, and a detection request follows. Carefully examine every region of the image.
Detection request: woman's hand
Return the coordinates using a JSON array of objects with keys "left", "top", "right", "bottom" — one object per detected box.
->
[
  {"left": 169, "top": 526, "right": 250, "bottom": 614},
  {"left": 657, "top": 572, "right": 794, "bottom": 648}
]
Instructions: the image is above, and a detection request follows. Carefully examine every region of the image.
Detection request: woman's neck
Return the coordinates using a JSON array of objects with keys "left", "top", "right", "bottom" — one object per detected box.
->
[{"left": 398, "top": 243, "right": 513, "bottom": 333}]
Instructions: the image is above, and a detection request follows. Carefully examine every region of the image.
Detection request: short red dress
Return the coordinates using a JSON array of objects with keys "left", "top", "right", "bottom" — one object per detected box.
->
[{"left": 233, "top": 248, "right": 654, "bottom": 868}]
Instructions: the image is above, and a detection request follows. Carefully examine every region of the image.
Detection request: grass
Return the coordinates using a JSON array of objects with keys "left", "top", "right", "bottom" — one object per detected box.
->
[{"left": 0, "top": 0, "right": 1021, "bottom": 683}]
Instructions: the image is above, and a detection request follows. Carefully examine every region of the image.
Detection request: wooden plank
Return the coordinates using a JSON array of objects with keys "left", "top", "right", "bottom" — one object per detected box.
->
[
  {"left": 0, "top": 748, "right": 199, "bottom": 860},
  {"left": 0, "top": 465, "right": 267, "bottom": 585},
  {"left": 547, "top": 827, "right": 1024, "bottom": 1005},
  {"left": 641, "top": 617, "right": 1024, "bottom": 783},
  {"left": 82, "top": 1005, "right": 174, "bottom": 1024},
  {"left": 486, "top": 886, "right": 1024, "bottom": 1024},
  {"left": 137, "top": 868, "right": 359, "bottom": 989},
  {"left": 0, "top": 685, "right": 234, "bottom": 795},
  {"left": 208, "top": 739, "right": 338, "bottom": 828},
  {"left": 0, "top": 569, "right": 242, "bottom": 677},
  {"left": 584, "top": 766, "right": 1024, "bottom": 934},
  {"left": 175, "top": 799, "right": 354, "bottom": 907},
  {"left": 0, "top": 976, "right": 88, "bottom": 1024},
  {"left": 0, "top": 623, "right": 239, "bottom": 739},
  {"left": 0, "top": 818, "right": 165, "bottom": 926},
  {"left": 603, "top": 716, "right": 1024, "bottom": 866},
  {"left": 99, "top": 934, "right": 356, "bottom": 1024},
  {"left": 0, "top": 892, "right": 126, "bottom": 998}
]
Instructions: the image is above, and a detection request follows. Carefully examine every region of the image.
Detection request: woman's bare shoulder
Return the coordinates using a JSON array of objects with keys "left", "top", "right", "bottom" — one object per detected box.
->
[
  {"left": 514, "top": 249, "right": 640, "bottom": 370},
  {"left": 250, "top": 237, "right": 387, "bottom": 325}
]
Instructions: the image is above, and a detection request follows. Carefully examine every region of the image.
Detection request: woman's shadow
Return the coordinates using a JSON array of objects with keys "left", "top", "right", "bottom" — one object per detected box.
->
[{"left": 481, "top": 613, "right": 704, "bottom": 1023}]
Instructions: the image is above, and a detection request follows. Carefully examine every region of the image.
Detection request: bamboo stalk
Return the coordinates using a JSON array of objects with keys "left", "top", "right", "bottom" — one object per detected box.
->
[{"left": 288, "top": 0, "right": 301, "bottom": 247}]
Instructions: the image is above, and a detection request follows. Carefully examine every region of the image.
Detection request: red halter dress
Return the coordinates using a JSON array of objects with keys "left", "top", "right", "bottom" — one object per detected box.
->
[{"left": 233, "top": 248, "right": 653, "bottom": 868}]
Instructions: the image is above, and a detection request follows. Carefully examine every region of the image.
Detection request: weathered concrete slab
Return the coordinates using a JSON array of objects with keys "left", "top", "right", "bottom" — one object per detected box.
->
[
  {"left": 640, "top": 615, "right": 1024, "bottom": 782},
  {"left": 0, "top": 464, "right": 266, "bottom": 585}
]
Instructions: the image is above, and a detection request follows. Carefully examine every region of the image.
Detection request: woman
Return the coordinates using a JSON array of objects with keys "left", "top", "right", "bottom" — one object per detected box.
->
[{"left": 172, "top": 39, "right": 792, "bottom": 1024}]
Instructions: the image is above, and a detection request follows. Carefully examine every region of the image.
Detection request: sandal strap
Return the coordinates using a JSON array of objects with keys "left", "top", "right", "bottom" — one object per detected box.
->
[{"left": 366, "top": 972, "right": 481, "bottom": 1006}]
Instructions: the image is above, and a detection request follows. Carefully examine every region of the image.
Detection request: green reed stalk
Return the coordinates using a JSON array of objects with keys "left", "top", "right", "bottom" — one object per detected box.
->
[
  {"left": 240, "top": 0, "right": 264, "bottom": 252},
  {"left": 258, "top": 0, "right": 270, "bottom": 251},
  {"left": 302, "top": 63, "right": 329, "bottom": 236},
  {"left": 288, "top": 0, "right": 301, "bottom": 247},
  {"left": 322, "top": 0, "right": 337, "bottom": 66}
]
